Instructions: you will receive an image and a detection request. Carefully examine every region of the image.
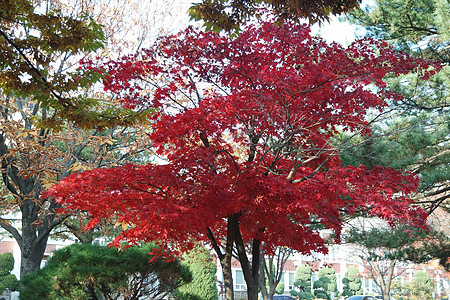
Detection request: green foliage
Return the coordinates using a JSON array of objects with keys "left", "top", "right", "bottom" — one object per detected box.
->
[
  {"left": 0, "top": 253, "right": 14, "bottom": 276},
  {"left": 392, "top": 270, "right": 436, "bottom": 300},
  {"left": 344, "top": 0, "right": 449, "bottom": 272},
  {"left": 313, "top": 267, "right": 340, "bottom": 300},
  {"left": 0, "top": 253, "right": 18, "bottom": 293},
  {"left": 188, "top": 0, "right": 361, "bottom": 34},
  {"left": 291, "top": 264, "right": 314, "bottom": 300},
  {"left": 347, "top": 0, "right": 447, "bottom": 58},
  {"left": 20, "top": 243, "right": 191, "bottom": 300},
  {"left": 409, "top": 270, "right": 435, "bottom": 300},
  {"left": 174, "top": 246, "right": 218, "bottom": 300},
  {"left": 275, "top": 282, "right": 285, "bottom": 295},
  {"left": 0, "top": 0, "right": 151, "bottom": 130},
  {"left": 345, "top": 0, "right": 450, "bottom": 215},
  {"left": 342, "top": 266, "right": 363, "bottom": 297},
  {"left": 344, "top": 224, "right": 449, "bottom": 265}
]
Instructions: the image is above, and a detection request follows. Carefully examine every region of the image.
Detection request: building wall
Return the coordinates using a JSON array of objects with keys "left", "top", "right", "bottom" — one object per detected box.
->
[{"left": 219, "top": 243, "right": 450, "bottom": 300}]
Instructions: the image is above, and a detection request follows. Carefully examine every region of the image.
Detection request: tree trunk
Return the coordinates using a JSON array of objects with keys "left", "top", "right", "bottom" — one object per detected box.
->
[
  {"left": 368, "top": 259, "right": 397, "bottom": 300},
  {"left": 206, "top": 215, "right": 239, "bottom": 300},
  {"left": 19, "top": 200, "right": 51, "bottom": 278},
  {"left": 20, "top": 233, "right": 49, "bottom": 278},
  {"left": 234, "top": 222, "right": 262, "bottom": 300},
  {"left": 221, "top": 253, "right": 235, "bottom": 300}
]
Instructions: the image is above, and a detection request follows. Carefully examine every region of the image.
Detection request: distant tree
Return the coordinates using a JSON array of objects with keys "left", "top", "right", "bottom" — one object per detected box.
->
[
  {"left": 291, "top": 264, "right": 314, "bottom": 300},
  {"left": 407, "top": 270, "right": 435, "bottom": 300},
  {"left": 0, "top": 253, "right": 19, "bottom": 293},
  {"left": 342, "top": 266, "right": 363, "bottom": 297},
  {"left": 20, "top": 243, "right": 191, "bottom": 300},
  {"left": 343, "top": 222, "right": 444, "bottom": 300},
  {"left": 392, "top": 270, "right": 436, "bottom": 300},
  {"left": 260, "top": 247, "right": 293, "bottom": 300},
  {"left": 174, "top": 246, "right": 218, "bottom": 300},
  {"left": 275, "top": 282, "right": 285, "bottom": 295},
  {"left": 313, "top": 267, "right": 340, "bottom": 300}
]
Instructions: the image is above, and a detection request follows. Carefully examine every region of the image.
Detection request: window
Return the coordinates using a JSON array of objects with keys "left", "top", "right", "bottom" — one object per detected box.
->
[
  {"left": 288, "top": 272, "right": 295, "bottom": 290},
  {"left": 235, "top": 270, "right": 246, "bottom": 291}
]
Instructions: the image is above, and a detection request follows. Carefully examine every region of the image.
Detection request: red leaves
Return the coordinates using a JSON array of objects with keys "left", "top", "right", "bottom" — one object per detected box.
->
[{"left": 46, "top": 20, "right": 439, "bottom": 256}]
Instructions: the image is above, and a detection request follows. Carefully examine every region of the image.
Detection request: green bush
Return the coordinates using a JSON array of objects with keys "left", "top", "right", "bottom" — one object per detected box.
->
[
  {"left": 20, "top": 243, "right": 191, "bottom": 300},
  {"left": 0, "top": 253, "right": 19, "bottom": 293},
  {"left": 342, "top": 266, "right": 363, "bottom": 297},
  {"left": 174, "top": 246, "right": 218, "bottom": 300}
]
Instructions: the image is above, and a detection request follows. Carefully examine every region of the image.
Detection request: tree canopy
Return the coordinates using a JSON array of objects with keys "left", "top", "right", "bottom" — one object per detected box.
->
[
  {"left": 189, "top": 0, "right": 363, "bottom": 34},
  {"left": 346, "top": 0, "right": 449, "bottom": 213},
  {"left": 342, "top": 266, "right": 363, "bottom": 297},
  {"left": 0, "top": 0, "right": 149, "bottom": 130},
  {"left": 46, "top": 20, "right": 438, "bottom": 300},
  {"left": 291, "top": 264, "right": 314, "bottom": 300},
  {"left": 313, "top": 266, "right": 340, "bottom": 300},
  {"left": 174, "top": 245, "right": 218, "bottom": 300}
]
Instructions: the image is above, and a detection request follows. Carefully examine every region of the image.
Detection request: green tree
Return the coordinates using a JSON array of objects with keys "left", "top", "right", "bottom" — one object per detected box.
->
[
  {"left": 343, "top": 0, "right": 450, "bottom": 273},
  {"left": 392, "top": 270, "right": 436, "bottom": 300},
  {"left": 290, "top": 264, "right": 314, "bottom": 300},
  {"left": 20, "top": 243, "right": 191, "bottom": 300},
  {"left": 408, "top": 270, "right": 435, "bottom": 300},
  {"left": 342, "top": 266, "right": 363, "bottom": 297},
  {"left": 275, "top": 282, "right": 285, "bottom": 295},
  {"left": 0, "top": 0, "right": 156, "bottom": 278},
  {"left": 0, "top": 252, "right": 18, "bottom": 293},
  {"left": 343, "top": 223, "right": 443, "bottom": 300},
  {"left": 345, "top": 0, "right": 449, "bottom": 214},
  {"left": 174, "top": 246, "right": 218, "bottom": 300},
  {"left": 313, "top": 266, "right": 340, "bottom": 300}
]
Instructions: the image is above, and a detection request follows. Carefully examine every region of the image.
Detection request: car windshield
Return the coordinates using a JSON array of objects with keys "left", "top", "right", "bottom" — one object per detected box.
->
[{"left": 348, "top": 296, "right": 376, "bottom": 300}]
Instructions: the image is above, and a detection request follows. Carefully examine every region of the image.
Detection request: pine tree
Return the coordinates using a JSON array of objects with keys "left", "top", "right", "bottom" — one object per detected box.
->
[
  {"left": 342, "top": 266, "right": 363, "bottom": 297},
  {"left": 0, "top": 253, "right": 19, "bottom": 293},
  {"left": 291, "top": 264, "right": 314, "bottom": 300},
  {"left": 313, "top": 267, "right": 340, "bottom": 300},
  {"left": 345, "top": 0, "right": 449, "bottom": 214},
  {"left": 174, "top": 246, "right": 218, "bottom": 300},
  {"left": 343, "top": 0, "right": 450, "bottom": 272}
]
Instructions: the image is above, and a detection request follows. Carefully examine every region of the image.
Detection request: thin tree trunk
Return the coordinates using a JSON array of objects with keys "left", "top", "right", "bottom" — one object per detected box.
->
[
  {"left": 368, "top": 259, "right": 397, "bottom": 300},
  {"left": 234, "top": 221, "right": 263, "bottom": 300},
  {"left": 206, "top": 215, "right": 241, "bottom": 300},
  {"left": 221, "top": 253, "right": 235, "bottom": 300}
]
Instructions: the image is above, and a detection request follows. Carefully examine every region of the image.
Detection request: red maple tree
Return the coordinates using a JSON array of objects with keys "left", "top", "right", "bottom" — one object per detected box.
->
[{"left": 46, "top": 21, "right": 440, "bottom": 300}]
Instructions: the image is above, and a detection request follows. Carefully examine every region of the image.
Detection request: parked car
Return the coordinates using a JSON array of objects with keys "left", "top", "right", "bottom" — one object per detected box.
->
[
  {"left": 260, "top": 296, "right": 296, "bottom": 300},
  {"left": 347, "top": 295, "right": 376, "bottom": 300}
]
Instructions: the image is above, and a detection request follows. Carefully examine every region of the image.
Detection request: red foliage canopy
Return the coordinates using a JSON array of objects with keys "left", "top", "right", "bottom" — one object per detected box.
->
[{"left": 46, "top": 22, "right": 438, "bottom": 256}]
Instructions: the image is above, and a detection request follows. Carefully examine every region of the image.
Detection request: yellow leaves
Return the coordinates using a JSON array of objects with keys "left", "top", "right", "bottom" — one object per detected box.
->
[
  {"left": 114, "top": 221, "right": 131, "bottom": 230},
  {"left": 68, "top": 162, "right": 91, "bottom": 173},
  {"left": 41, "top": 178, "right": 58, "bottom": 190},
  {"left": 15, "top": 129, "right": 40, "bottom": 139}
]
